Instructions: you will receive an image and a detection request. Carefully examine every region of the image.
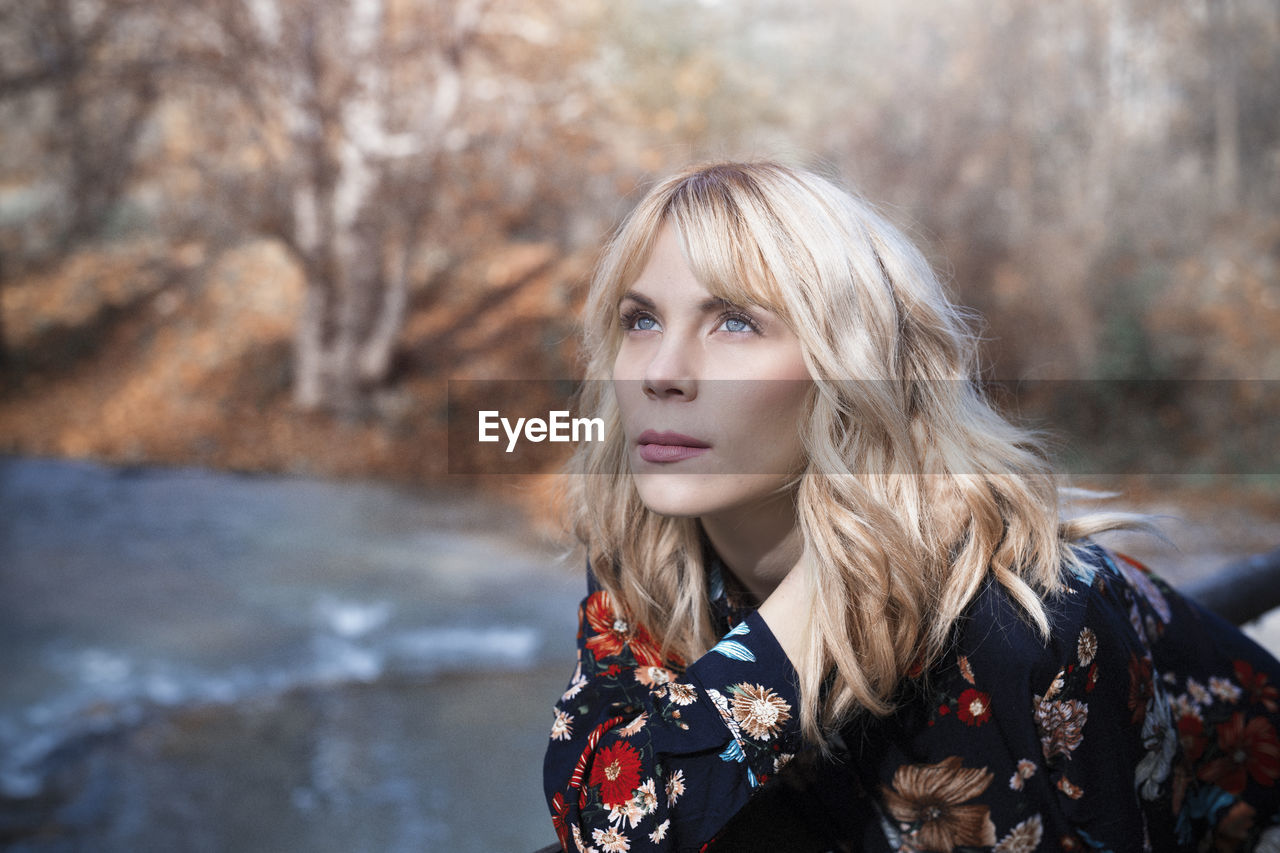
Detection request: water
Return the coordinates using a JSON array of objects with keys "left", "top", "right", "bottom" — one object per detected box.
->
[{"left": 0, "top": 456, "right": 583, "bottom": 852}]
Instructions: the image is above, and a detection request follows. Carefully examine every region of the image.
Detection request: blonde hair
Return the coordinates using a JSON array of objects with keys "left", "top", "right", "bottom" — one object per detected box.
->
[{"left": 560, "top": 161, "right": 1147, "bottom": 744}]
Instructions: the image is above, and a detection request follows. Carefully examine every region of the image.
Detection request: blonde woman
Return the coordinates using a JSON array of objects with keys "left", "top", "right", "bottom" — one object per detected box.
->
[{"left": 542, "top": 161, "right": 1280, "bottom": 852}]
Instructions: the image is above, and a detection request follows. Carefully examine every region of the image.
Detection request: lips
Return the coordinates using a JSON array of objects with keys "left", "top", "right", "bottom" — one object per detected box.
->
[{"left": 636, "top": 429, "right": 710, "bottom": 464}]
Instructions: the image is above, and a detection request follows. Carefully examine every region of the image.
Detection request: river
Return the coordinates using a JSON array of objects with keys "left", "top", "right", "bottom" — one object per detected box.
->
[
  {"left": 3, "top": 456, "right": 1278, "bottom": 852},
  {"left": 0, "top": 456, "right": 582, "bottom": 852}
]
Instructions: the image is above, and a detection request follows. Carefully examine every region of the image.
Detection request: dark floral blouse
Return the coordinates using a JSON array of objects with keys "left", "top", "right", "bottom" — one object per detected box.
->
[{"left": 542, "top": 542, "right": 1280, "bottom": 852}]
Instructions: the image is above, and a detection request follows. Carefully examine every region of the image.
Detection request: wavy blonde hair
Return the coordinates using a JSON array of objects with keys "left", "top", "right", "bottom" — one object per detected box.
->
[{"left": 560, "top": 160, "right": 1147, "bottom": 744}]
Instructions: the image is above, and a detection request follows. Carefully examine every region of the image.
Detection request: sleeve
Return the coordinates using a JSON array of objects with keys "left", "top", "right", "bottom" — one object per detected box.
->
[
  {"left": 873, "top": 545, "right": 1280, "bottom": 852},
  {"left": 542, "top": 575, "right": 804, "bottom": 852}
]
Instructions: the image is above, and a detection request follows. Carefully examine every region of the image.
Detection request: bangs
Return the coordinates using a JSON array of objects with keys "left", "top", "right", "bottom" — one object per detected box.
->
[
  {"left": 668, "top": 208, "right": 791, "bottom": 319},
  {"left": 663, "top": 169, "right": 794, "bottom": 319}
]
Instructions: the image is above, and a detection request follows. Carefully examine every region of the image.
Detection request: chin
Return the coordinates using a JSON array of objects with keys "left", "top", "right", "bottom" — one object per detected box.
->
[
  {"left": 633, "top": 472, "right": 790, "bottom": 519},
  {"left": 632, "top": 473, "right": 724, "bottom": 518}
]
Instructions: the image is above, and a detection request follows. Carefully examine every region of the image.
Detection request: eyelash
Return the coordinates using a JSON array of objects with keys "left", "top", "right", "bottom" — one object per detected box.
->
[{"left": 618, "top": 307, "right": 761, "bottom": 335}]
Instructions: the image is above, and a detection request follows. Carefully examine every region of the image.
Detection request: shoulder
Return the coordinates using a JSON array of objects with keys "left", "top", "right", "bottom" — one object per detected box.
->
[{"left": 947, "top": 542, "right": 1154, "bottom": 683}]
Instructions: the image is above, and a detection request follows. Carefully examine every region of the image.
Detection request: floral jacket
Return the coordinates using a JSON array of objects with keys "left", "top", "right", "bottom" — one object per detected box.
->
[{"left": 542, "top": 543, "right": 1280, "bottom": 852}]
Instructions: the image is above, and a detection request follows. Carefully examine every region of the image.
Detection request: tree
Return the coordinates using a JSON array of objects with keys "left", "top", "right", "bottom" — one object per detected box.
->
[
  {"left": 176, "top": 0, "right": 499, "bottom": 414},
  {"left": 0, "top": 0, "right": 164, "bottom": 363}
]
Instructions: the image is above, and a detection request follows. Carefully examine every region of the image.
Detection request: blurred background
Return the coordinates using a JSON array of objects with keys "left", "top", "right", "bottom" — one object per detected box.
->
[{"left": 0, "top": 0, "right": 1277, "bottom": 849}]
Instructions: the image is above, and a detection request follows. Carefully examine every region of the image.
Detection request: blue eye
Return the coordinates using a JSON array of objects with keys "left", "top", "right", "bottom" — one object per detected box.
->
[
  {"left": 718, "top": 312, "right": 760, "bottom": 334},
  {"left": 620, "top": 308, "right": 659, "bottom": 332}
]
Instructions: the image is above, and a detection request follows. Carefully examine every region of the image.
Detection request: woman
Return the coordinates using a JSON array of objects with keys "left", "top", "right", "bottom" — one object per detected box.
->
[{"left": 542, "top": 161, "right": 1280, "bottom": 851}]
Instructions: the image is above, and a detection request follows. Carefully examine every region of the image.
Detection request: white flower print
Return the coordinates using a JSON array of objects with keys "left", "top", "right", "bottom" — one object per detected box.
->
[
  {"left": 706, "top": 688, "right": 743, "bottom": 739},
  {"left": 666, "top": 769, "right": 686, "bottom": 807},
  {"left": 550, "top": 708, "right": 574, "bottom": 742},
  {"left": 1009, "top": 758, "right": 1037, "bottom": 791},
  {"left": 616, "top": 713, "right": 648, "bottom": 737},
  {"left": 634, "top": 778, "right": 658, "bottom": 814},
  {"left": 729, "top": 683, "right": 793, "bottom": 741},
  {"left": 1134, "top": 685, "right": 1177, "bottom": 800},
  {"left": 994, "top": 814, "right": 1044, "bottom": 852},
  {"left": 1186, "top": 677, "right": 1211, "bottom": 707},
  {"left": 1209, "top": 675, "right": 1243, "bottom": 703},
  {"left": 565, "top": 671, "right": 588, "bottom": 696},
  {"left": 666, "top": 683, "right": 698, "bottom": 705},
  {"left": 635, "top": 666, "right": 674, "bottom": 688},
  {"left": 1076, "top": 627, "right": 1098, "bottom": 666},
  {"left": 1171, "top": 693, "right": 1201, "bottom": 720},
  {"left": 608, "top": 799, "right": 646, "bottom": 830},
  {"left": 593, "top": 825, "right": 631, "bottom": 852},
  {"left": 649, "top": 819, "right": 670, "bottom": 843}
]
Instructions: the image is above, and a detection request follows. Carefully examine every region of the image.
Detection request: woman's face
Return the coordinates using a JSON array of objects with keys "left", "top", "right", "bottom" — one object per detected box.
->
[{"left": 612, "top": 224, "right": 812, "bottom": 520}]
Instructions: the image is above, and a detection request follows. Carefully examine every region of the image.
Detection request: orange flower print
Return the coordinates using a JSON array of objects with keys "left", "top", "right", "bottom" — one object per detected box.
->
[
  {"left": 589, "top": 740, "right": 643, "bottom": 807},
  {"left": 958, "top": 655, "right": 976, "bottom": 685},
  {"left": 1056, "top": 775, "right": 1084, "bottom": 799},
  {"left": 729, "top": 683, "right": 793, "bottom": 740},
  {"left": 583, "top": 591, "right": 663, "bottom": 668},
  {"left": 881, "top": 756, "right": 997, "bottom": 851},
  {"left": 1211, "top": 801, "right": 1256, "bottom": 852},
  {"left": 1008, "top": 759, "right": 1037, "bottom": 791},
  {"left": 1196, "top": 712, "right": 1280, "bottom": 795},
  {"left": 957, "top": 688, "right": 993, "bottom": 726},
  {"left": 1034, "top": 695, "right": 1088, "bottom": 761}
]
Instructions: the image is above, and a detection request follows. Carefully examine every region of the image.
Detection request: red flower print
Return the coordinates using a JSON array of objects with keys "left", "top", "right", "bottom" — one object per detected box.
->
[
  {"left": 957, "top": 689, "right": 992, "bottom": 727},
  {"left": 1128, "top": 654, "right": 1154, "bottom": 725},
  {"left": 550, "top": 792, "right": 570, "bottom": 850},
  {"left": 589, "top": 740, "right": 643, "bottom": 807},
  {"left": 1196, "top": 712, "right": 1280, "bottom": 795},
  {"left": 1234, "top": 660, "right": 1280, "bottom": 713},
  {"left": 1085, "top": 663, "right": 1099, "bottom": 693},
  {"left": 584, "top": 591, "right": 663, "bottom": 668},
  {"left": 1178, "top": 714, "right": 1207, "bottom": 762}
]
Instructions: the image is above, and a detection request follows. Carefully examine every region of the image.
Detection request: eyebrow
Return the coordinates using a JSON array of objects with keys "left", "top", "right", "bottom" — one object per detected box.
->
[{"left": 619, "top": 290, "right": 737, "bottom": 314}]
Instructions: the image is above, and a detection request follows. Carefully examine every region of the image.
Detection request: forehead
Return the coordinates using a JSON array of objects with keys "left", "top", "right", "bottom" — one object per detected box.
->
[
  {"left": 619, "top": 219, "right": 784, "bottom": 315},
  {"left": 625, "top": 226, "right": 702, "bottom": 297}
]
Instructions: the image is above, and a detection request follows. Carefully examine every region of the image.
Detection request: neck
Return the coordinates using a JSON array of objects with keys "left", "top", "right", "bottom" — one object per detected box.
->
[{"left": 699, "top": 489, "right": 803, "bottom": 602}]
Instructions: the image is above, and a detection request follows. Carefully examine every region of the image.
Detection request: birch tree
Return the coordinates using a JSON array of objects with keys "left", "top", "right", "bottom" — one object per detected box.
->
[{"left": 185, "top": 0, "right": 494, "bottom": 413}]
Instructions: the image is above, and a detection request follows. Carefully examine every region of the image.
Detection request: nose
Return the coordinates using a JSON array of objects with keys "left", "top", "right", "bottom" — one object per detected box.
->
[{"left": 641, "top": 334, "right": 698, "bottom": 401}]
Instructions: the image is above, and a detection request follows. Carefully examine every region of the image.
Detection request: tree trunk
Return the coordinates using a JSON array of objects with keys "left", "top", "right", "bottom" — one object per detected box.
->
[
  {"left": 358, "top": 237, "right": 410, "bottom": 384},
  {"left": 292, "top": 279, "right": 329, "bottom": 410},
  {"left": 1210, "top": 0, "right": 1241, "bottom": 213}
]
